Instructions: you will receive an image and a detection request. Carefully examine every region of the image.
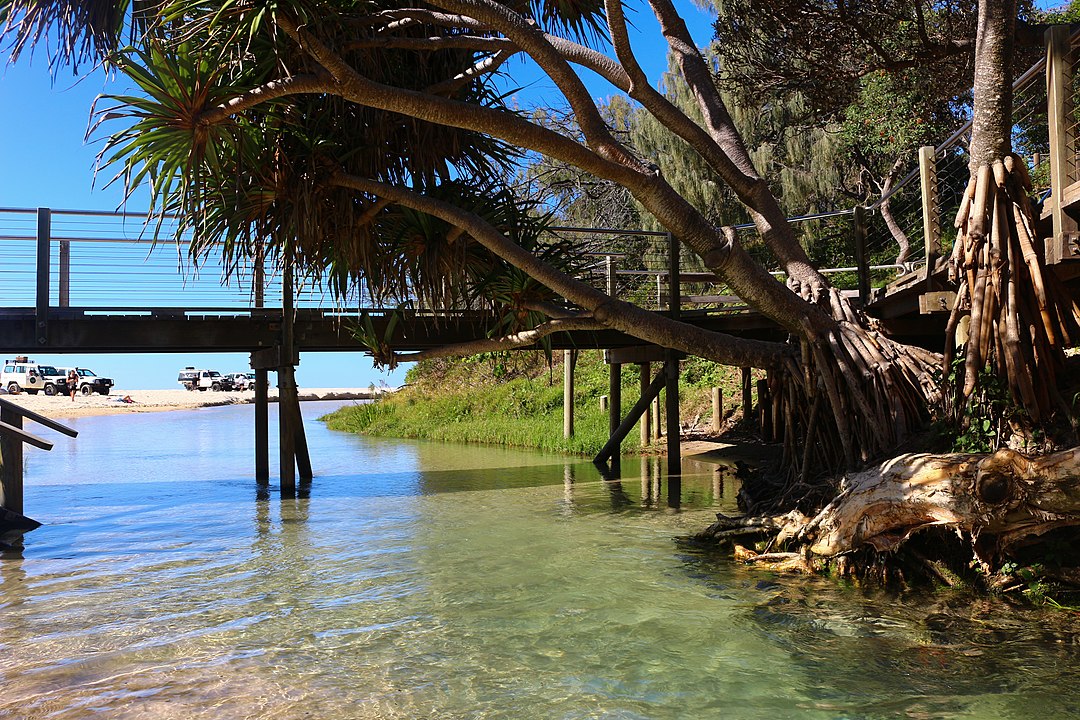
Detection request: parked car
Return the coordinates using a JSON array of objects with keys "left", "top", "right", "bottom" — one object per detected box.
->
[
  {"left": 177, "top": 367, "right": 235, "bottom": 391},
  {"left": 56, "top": 367, "right": 114, "bottom": 396},
  {"left": 1, "top": 357, "right": 68, "bottom": 395},
  {"left": 224, "top": 371, "right": 257, "bottom": 391}
]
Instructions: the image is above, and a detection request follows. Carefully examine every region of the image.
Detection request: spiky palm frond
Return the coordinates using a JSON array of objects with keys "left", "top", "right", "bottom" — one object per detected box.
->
[{"left": 0, "top": 0, "right": 159, "bottom": 70}]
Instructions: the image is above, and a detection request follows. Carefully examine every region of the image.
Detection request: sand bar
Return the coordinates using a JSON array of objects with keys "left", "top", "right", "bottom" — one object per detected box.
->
[{"left": 0, "top": 388, "right": 382, "bottom": 420}]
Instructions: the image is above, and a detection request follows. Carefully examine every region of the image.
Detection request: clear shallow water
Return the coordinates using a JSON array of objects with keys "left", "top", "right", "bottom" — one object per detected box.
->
[{"left": 3, "top": 402, "right": 1080, "bottom": 719}]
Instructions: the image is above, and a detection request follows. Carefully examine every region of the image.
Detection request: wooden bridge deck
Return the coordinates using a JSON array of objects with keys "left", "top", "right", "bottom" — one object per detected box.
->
[{"left": 0, "top": 305, "right": 791, "bottom": 355}]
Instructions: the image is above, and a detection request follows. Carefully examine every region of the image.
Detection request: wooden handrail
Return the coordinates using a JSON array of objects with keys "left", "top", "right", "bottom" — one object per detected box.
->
[
  {"left": 0, "top": 398, "right": 78, "bottom": 439},
  {"left": 0, "top": 420, "right": 53, "bottom": 451}
]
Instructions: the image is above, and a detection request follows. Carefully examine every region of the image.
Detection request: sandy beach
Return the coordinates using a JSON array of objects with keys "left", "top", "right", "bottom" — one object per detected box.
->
[{"left": 0, "top": 388, "right": 380, "bottom": 420}]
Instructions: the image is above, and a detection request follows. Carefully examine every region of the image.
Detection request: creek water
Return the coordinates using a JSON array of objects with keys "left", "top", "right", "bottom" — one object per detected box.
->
[{"left": 2, "top": 401, "right": 1080, "bottom": 719}]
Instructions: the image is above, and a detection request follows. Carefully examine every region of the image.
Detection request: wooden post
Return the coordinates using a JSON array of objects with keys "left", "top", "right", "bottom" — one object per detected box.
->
[
  {"left": 600, "top": 395, "right": 608, "bottom": 413},
  {"left": 35, "top": 207, "right": 50, "bottom": 346},
  {"left": 668, "top": 232, "right": 681, "bottom": 321},
  {"left": 919, "top": 145, "right": 941, "bottom": 286},
  {"left": 594, "top": 368, "right": 667, "bottom": 465},
  {"left": 285, "top": 364, "right": 313, "bottom": 483},
  {"left": 711, "top": 387, "right": 722, "bottom": 434},
  {"left": 757, "top": 379, "right": 771, "bottom": 442},
  {"left": 1046, "top": 25, "right": 1077, "bottom": 265},
  {"left": 604, "top": 260, "right": 622, "bottom": 447},
  {"left": 652, "top": 395, "right": 662, "bottom": 440},
  {"left": 278, "top": 367, "right": 296, "bottom": 496},
  {"left": 254, "top": 365, "right": 269, "bottom": 485},
  {"left": 279, "top": 258, "right": 296, "bottom": 496},
  {"left": 852, "top": 205, "right": 870, "bottom": 304},
  {"left": 741, "top": 367, "right": 753, "bottom": 423},
  {"left": 563, "top": 349, "right": 574, "bottom": 439},
  {"left": 608, "top": 358, "right": 621, "bottom": 441},
  {"left": 665, "top": 352, "right": 681, "bottom": 477},
  {"left": 0, "top": 405, "right": 23, "bottom": 515},
  {"left": 58, "top": 239, "right": 70, "bottom": 308},
  {"left": 639, "top": 362, "right": 651, "bottom": 445}
]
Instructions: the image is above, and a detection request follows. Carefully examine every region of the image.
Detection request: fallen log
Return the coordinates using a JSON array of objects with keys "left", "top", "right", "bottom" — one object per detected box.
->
[{"left": 700, "top": 446, "right": 1080, "bottom": 571}]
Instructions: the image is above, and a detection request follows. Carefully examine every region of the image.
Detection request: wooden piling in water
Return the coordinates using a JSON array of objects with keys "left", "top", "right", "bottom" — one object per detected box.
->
[
  {"left": 563, "top": 349, "right": 574, "bottom": 439},
  {"left": 278, "top": 366, "right": 296, "bottom": 496},
  {"left": 608, "top": 356, "right": 621, "bottom": 440},
  {"left": 665, "top": 353, "right": 681, "bottom": 477},
  {"left": 639, "top": 363, "right": 651, "bottom": 445},
  {"left": 254, "top": 367, "right": 269, "bottom": 485}
]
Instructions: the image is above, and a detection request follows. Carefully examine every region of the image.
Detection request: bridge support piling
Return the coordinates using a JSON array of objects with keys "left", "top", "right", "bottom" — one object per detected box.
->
[
  {"left": 278, "top": 366, "right": 296, "bottom": 497},
  {"left": 287, "top": 365, "right": 313, "bottom": 483},
  {"left": 563, "top": 349, "right": 574, "bottom": 439},
  {"left": 1046, "top": 25, "right": 1078, "bottom": 264},
  {"left": 919, "top": 145, "right": 941, "bottom": 288},
  {"left": 254, "top": 366, "right": 269, "bottom": 485},
  {"left": 594, "top": 366, "right": 666, "bottom": 465},
  {"left": 652, "top": 395, "right": 662, "bottom": 440},
  {"left": 665, "top": 351, "right": 681, "bottom": 479},
  {"left": 639, "top": 363, "right": 651, "bottom": 445},
  {"left": 608, "top": 354, "right": 621, "bottom": 441}
]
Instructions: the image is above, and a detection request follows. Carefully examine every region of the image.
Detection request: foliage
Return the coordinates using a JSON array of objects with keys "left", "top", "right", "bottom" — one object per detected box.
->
[
  {"left": 330, "top": 352, "right": 753, "bottom": 454},
  {"left": 326, "top": 351, "right": 640, "bottom": 455},
  {"left": 936, "top": 357, "right": 1014, "bottom": 453}
]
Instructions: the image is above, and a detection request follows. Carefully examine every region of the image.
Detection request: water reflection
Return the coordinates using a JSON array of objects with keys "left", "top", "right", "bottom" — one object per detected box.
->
[{"left": 2, "top": 403, "right": 1079, "bottom": 718}]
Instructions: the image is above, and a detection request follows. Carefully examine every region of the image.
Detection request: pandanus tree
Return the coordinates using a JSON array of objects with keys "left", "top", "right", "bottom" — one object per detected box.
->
[{"left": 4, "top": 0, "right": 1080, "bottom": 580}]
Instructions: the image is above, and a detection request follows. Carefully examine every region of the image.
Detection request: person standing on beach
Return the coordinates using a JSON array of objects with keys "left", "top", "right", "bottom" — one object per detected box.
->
[{"left": 67, "top": 369, "right": 78, "bottom": 400}]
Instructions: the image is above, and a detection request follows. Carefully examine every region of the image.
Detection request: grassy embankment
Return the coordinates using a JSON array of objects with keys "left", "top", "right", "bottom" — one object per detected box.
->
[{"left": 323, "top": 352, "right": 757, "bottom": 456}]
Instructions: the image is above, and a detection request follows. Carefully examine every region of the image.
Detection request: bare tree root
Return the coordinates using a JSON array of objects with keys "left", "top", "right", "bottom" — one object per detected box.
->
[{"left": 944, "top": 157, "right": 1080, "bottom": 432}]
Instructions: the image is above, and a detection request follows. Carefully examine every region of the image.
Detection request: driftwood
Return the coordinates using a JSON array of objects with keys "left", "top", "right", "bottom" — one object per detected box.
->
[{"left": 700, "top": 446, "right": 1080, "bottom": 570}]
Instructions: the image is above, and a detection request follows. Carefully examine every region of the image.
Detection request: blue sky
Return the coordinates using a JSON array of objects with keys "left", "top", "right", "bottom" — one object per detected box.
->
[{"left": 0, "top": 2, "right": 715, "bottom": 390}]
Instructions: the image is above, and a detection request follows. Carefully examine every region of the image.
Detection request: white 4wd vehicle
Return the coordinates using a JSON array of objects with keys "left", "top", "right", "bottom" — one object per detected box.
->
[
  {"left": 1, "top": 358, "right": 69, "bottom": 396},
  {"left": 224, "top": 372, "right": 256, "bottom": 391},
  {"left": 56, "top": 367, "right": 114, "bottom": 396},
  {"left": 177, "top": 368, "right": 234, "bottom": 391}
]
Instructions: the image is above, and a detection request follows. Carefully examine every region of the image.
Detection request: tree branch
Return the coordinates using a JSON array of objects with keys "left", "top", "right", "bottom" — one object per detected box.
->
[
  {"left": 344, "top": 35, "right": 513, "bottom": 52},
  {"left": 224, "top": 12, "right": 830, "bottom": 339},
  {"left": 274, "top": 12, "right": 644, "bottom": 187},
  {"left": 198, "top": 74, "right": 333, "bottom": 126},
  {"left": 426, "top": 0, "right": 644, "bottom": 170},
  {"left": 646, "top": 0, "right": 825, "bottom": 287},
  {"left": 330, "top": 171, "right": 789, "bottom": 369},
  {"left": 378, "top": 316, "right": 603, "bottom": 367},
  {"left": 426, "top": 48, "right": 513, "bottom": 96}
]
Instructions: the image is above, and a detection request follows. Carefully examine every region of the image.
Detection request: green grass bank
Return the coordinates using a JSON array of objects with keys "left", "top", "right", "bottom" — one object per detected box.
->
[{"left": 323, "top": 352, "right": 758, "bottom": 456}]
